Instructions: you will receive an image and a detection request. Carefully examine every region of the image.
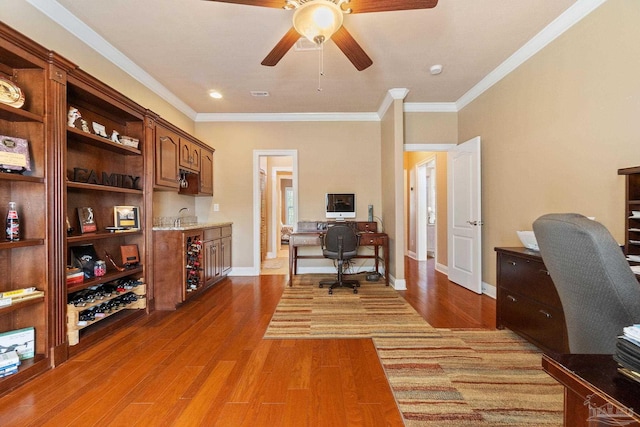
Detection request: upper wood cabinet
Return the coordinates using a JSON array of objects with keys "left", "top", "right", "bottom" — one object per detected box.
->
[
  {"left": 153, "top": 123, "right": 179, "bottom": 190},
  {"left": 199, "top": 147, "right": 214, "bottom": 196},
  {"left": 152, "top": 117, "right": 214, "bottom": 195},
  {"left": 179, "top": 138, "right": 200, "bottom": 172}
]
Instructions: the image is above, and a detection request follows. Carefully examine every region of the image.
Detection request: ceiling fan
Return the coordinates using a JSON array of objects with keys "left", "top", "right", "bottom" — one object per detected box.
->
[{"left": 205, "top": 0, "right": 439, "bottom": 71}]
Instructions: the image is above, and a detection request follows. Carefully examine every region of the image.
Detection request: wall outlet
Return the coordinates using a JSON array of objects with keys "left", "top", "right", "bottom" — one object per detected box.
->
[{"left": 213, "top": 204, "right": 219, "bottom": 212}]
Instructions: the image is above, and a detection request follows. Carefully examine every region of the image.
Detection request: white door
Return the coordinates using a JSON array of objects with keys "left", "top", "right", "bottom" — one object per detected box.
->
[{"left": 447, "top": 137, "right": 482, "bottom": 293}]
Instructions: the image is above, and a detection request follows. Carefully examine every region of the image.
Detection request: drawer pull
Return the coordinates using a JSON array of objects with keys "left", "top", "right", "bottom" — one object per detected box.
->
[
  {"left": 507, "top": 295, "right": 517, "bottom": 303},
  {"left": 508, "top": 261, "right": 516, "bottom": 266},
  {"left": 540, "top": 269, "right": 550, "bottom": 276},
  {"left": 539, "top": 310, "right": 552, "bottom": 319}
]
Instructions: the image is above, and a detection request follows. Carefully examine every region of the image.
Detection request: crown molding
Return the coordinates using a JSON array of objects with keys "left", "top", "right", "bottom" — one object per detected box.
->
[
  {"left": 26, "top": 0, "right": 605, "bottom": 123},
  {"left": 456, "top": 0, "right": 607, "bottom": 111},
  {"left": 195, "top": 112, "right": 380, "bottom": 122},
  {"left": 404, "top": 103, "right": 458, "bottom": 113},
  {"left": 26, "top": 0, "right": 198, "bottom": 120}
]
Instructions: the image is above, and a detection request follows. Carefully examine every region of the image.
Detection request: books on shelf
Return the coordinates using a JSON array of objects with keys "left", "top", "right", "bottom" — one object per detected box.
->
[
  {"left": 615, "top": 325, "right": 640, "bottom": 384},
  {"left": 0, "top": 327, "right": 34, "bottom": 360},
  {"left": 0, "top": 287, "right": 44, "bottom": 308}
]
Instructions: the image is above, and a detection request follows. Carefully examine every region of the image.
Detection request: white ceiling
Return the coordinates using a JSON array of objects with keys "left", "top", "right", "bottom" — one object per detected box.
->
[{"left": 35, "top": 0, "right": 592, "bottom": 117}]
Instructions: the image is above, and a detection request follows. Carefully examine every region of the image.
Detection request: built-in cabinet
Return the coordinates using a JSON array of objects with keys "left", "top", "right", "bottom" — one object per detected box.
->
[
  {"left": 63, "top": 68, "right": 151, "bottom": 355},
  {"left": 0, "top": 23, "right": 53, "bottom": 394},
  {"left": 618, "top": 166, "right": 640, "bottom": 260},
  {"left": 495, "top": 247, "right": 569, "bottom": 354},
  {"left": 0, "top": 23, "right": 221, "bottom": 394},
  {"left": 153, "top": 117, "right": 214, "bottom": 196},
  {"left": 179, "top": 137, "right": 200, "bottom": 172},
  {"left": 153, "top": 224, "right": 232, "bottom": 310}
]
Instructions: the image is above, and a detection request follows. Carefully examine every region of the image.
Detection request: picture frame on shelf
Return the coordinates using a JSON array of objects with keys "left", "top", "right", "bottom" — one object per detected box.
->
[
  {"left": 77, "top": 207, "right": 97, "bottom": 233},
  {"left": 114, "top": 206, "right": 140, "bottom": 230},
  {"left": 0, "top": 135, "right": 31, "bottom": 174},
  {"left": 92, "top": 121, "right": 107, "bottom": 138}
]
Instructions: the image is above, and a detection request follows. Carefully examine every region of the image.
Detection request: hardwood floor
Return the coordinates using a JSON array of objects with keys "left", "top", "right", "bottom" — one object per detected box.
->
[
  {"left": 0, "top": 259, "right": 495, "bottom": 426},
  {"left": 400, "top": 257, "right": 496, "bottom": 329}
]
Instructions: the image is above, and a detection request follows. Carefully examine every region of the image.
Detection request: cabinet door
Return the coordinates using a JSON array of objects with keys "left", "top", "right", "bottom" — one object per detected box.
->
[
  {"left": 203, "top": 239, "right": 217, "bottom": 285},
  {"left": 179, "top": 139, "right": 194, "bottom": 171},
  {"left": 221, "top": 235, "right": 232, "bottom": 275},
  {"left": 200, "top": 148, "right": 214, "bottom": 195},
  {"left": 191, "top": 144, "right": 201, "bottom": 172},
  {"left": 155, "top": 126, "right": 179, "bottom": 189}
]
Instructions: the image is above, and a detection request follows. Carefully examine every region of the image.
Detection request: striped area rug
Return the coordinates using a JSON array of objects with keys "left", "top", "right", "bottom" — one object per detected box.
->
[{"left": 265, "top": 274, "right": 563, "bottom": 426}]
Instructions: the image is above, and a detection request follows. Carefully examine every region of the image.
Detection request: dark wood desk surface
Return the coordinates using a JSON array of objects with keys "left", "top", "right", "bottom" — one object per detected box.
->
[
  {"left": 542, "top": 353, "right": 640, "bottom": 426},
  {"left": 288, "top": 231, "right": 389, "bottom": 286}
]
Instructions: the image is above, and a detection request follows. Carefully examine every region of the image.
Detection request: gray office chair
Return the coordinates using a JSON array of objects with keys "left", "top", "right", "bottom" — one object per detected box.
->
[
  {"left": 533, "top": 213, "right": 640, "bottom": 354},
  {"left": 319, "top": 225, "right": 360, "bottom": 294}
]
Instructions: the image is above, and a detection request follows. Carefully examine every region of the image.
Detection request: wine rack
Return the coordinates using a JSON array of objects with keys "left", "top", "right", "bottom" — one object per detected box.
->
[{"left": 185, "top": 236, "right": 203, "bottom": 293}]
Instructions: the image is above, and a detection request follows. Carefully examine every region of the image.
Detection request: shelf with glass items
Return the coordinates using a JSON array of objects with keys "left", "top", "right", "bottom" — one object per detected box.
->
[{"left": 66, "top": 280, "right": 146, "bottom": 345}]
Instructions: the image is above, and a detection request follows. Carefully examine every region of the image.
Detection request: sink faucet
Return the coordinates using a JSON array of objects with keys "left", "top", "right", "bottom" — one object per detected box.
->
[{"left": 174, "top": 207, "right": 189, "bottom": 227}]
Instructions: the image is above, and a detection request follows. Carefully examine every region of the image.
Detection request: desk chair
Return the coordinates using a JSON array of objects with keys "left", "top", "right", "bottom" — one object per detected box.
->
[
  {"left": 319, "top": 225, "right": 360, "bottom": 294},
  {"left": 533, "top": 213, "right": 640, "bottom": 354}
]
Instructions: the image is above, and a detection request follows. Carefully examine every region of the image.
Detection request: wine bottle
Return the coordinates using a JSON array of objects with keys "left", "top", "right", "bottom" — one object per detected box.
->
[{"left": 5, "top": 202, "right": 19, "bottom": 241}]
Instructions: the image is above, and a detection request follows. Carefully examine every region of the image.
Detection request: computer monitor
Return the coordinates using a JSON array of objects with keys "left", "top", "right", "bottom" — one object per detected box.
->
[{"left": 325, "top": 193, "right": 356, "bottom": 219}]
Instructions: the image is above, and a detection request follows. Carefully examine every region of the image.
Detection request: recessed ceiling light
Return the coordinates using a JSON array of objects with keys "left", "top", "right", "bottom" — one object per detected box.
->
[
  {"left": 209, "top": 90, "right": 223, "bottom": 99},
  {"left": 430, "top": 64, "right": 443, "bottom": 75}
]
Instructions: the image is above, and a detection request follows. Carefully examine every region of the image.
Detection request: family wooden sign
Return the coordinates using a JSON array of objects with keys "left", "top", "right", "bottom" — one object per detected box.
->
[{"left": 72, "top": 167, "right": 141, "bottom": 190}]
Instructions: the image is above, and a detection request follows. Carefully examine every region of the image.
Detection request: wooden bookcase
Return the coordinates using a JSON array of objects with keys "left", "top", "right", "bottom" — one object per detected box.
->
[
  {"left": 63, "top": 69, "right": 151, "bottom": 355},
  {"left": 618, "top": 166, "right": 640, "bottom": 260},
  {"left": 0, "top": 22, "right": 215, "bottom": 393},
  {"left": 0, "top": 23, "right": 53, "bottom": 394}
]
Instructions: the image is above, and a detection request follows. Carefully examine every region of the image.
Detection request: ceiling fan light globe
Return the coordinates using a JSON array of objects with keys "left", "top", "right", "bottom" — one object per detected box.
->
[{"left": 293, "top": 1, "right": 343, "bottom": 45}]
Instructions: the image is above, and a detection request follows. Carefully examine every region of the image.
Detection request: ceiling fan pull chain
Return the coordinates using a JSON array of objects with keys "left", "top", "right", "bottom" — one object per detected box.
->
[{"left": 317, "top": 42, "right": 324, "bottom": 92}]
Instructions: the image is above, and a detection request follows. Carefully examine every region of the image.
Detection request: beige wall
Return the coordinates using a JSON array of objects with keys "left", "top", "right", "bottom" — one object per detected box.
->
[
  {"left": 405, "top": 112, "right": 458, "bottom": 144},
  {"left": 195, "top": 121, "right": 381, "bottom": 269},
  {"left": 459, "top": 0, "right": 640, "bottom": 287}
]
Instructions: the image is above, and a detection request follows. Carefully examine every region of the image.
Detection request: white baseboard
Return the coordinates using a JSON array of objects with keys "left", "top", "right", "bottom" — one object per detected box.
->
[
  {"left": 229, "top": 267, "right": 259, "bottom": 276},
  {"left": 266, "top": 252, "right": 277, "bottom": 260},
  {"left": 482, "top": 282, "right": 497, "bottom": 299},
  {"left": 435, "top": 262, "right": 448, "bottom": 275},
  {"left": 406, "top": 251, "right": 417, "bottom": 260},
  {"left": 390, "top": 275, "right": 407, "bottom": 290}
]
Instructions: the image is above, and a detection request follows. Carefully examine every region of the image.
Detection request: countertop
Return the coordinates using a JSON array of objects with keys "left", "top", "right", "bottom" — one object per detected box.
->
[{"left": 152, "top": 221, "right": 232, "bottom": 231}]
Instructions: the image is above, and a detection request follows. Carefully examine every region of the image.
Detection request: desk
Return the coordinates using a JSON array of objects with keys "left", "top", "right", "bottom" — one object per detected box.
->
[
  {"left": 288, "top": 231, "right": 389, "bottom": 286},
  {"left": 542, "top": 353, "right": 640, "bottom": 426}
]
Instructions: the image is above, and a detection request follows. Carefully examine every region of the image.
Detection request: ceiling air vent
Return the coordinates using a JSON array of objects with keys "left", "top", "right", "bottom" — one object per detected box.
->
[{"left": 250, "top": 91, "right": 270, "bottom": 97}]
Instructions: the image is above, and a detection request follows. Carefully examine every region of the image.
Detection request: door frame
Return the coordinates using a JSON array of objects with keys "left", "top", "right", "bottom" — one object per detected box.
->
[
  {"left": 270, "top": 166, "right": 292, "bottom": 258},
  {"left": 253, "top": 150, "right": 298, "bottom": 275},
  {"left": 404, "top": 144, "right": 455, "bottom": 275},
  {"left": 416, "top": 156, "right": 436, "bottom": 262}
]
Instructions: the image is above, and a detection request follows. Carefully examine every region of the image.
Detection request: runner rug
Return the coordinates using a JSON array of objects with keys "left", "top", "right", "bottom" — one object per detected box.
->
[{"left": 265, "top": 274, "right": 563, "bottom": 426}]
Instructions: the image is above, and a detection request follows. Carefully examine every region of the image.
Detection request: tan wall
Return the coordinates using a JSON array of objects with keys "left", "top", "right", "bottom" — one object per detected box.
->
[
  {"left": 195, "top": 121, "right": 381, "bottom": 268},
  {"left": 459, "top": 0, "right": 640, "bottom": 287},
  {"left": 405, "top": 112, "right": 458, "bottom": 144}
]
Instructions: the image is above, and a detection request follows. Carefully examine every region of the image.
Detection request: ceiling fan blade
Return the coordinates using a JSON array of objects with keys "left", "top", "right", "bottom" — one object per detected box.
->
[
  {"left": 202, "top": 0, "right": 285, "bottom": 8},
  {"left": 332, "top": 26, "right": 372, "bottom": 71},
  {"left": 261, "top": 27, "right": 300, "bottom": 67},
  {"left": 345, "top": 0, "right": 438, "bottom": 14}
]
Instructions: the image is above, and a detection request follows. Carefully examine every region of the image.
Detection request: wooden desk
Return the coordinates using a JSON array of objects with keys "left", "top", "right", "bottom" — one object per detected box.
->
[
  {"left": 542, "top": 353, "right": 640, "bottom": 426},
  {"left": 289, "top": 232, "right": 389, "bottom": 286}
]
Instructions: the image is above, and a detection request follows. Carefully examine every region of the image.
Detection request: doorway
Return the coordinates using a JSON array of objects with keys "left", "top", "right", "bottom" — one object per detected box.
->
[
  {"left": 253, "top": 150, "right": 298, "bottom": 276},
  {"left": 416, "top": 157, "right": 436, "bottom": 261}
]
